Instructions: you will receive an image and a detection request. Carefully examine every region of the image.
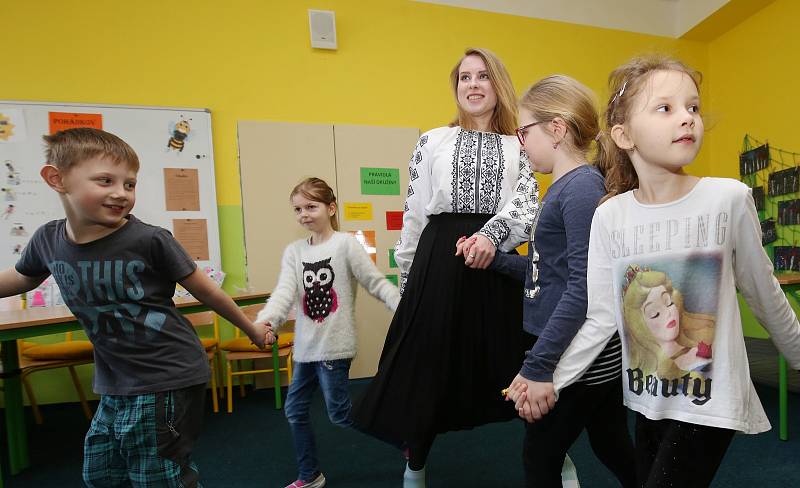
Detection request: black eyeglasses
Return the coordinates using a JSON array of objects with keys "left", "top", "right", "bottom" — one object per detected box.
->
[{"left": 515, "top": 121, "right": 544, "bottom": 145}]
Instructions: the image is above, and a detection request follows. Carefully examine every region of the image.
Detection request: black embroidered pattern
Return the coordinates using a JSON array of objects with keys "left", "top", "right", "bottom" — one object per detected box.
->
[
  {"left": 480, "top": 220, "right": 511, "bottom": 248},
  {"left": 399, "top": 272, "right": 409, "bottom": 296},
  {"left": 478, "top": 133, "right": 505, "bottom": 213},
  {"left": 450, "top": 129, "right": 504, "bottom": 213}
]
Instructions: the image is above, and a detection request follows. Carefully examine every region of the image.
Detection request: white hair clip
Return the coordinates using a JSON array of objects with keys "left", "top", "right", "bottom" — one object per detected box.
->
[{"left": 611, "top": 80, "right": 628, "bottom": 105}]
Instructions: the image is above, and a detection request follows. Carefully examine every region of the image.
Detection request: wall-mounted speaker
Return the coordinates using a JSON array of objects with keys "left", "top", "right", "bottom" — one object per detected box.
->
[{"left": 308, "top": 9, "right": 337, "bottom": 50}]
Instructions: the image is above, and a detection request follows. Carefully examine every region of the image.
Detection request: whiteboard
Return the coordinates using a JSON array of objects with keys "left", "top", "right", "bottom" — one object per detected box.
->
[{"left": 0, "top": 101, "right": 220, "bottom": 271}]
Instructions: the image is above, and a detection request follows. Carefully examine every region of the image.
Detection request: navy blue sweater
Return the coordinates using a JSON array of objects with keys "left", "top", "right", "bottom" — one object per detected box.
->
[{"left": 490, "top": 165, "right": 605, "bottom": 382}]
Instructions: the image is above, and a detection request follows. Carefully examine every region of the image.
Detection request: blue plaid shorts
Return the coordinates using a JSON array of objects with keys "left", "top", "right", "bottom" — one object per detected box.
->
[{"left": 82, "top": 383, "right": 206, "bottom": 487}]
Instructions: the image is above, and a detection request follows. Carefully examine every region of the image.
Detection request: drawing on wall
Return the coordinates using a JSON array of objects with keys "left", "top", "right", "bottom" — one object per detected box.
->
[
  {"left": 5, "top": 160, "right": 20, "bottom": 185},
  {"left": 167, "top": 117, "right": 192, "bottom": 152},
  {"left": 0, "top": 109, "right": 27, "bottom": 142},
  {"left": 9, "top": 222, "right": 27, "bottom": 236}
]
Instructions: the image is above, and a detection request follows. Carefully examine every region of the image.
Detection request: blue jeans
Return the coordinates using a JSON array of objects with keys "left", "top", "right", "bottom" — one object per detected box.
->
[{"left": 284, "top": 358, "right": 354, "bottom": 480}]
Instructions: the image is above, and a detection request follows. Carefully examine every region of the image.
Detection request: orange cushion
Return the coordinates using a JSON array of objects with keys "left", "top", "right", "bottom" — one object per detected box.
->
[
  {"left": 22, "top": 341, "right": 94, "bottom": 360},
  {"left": 200, "top": 338, "right": 218, "bottom": 351},
  {"left": 220, "top": 333, "right": 293, "bottom": 352}
]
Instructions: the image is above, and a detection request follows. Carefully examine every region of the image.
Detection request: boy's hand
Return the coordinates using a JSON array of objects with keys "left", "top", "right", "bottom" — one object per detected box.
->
[{"left": 247, "top": 322, "right": 268, "bottom": 350}]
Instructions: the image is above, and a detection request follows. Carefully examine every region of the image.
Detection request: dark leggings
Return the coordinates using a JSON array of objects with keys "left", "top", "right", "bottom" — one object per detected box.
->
[
  {"left": 408, "top": 435, "right": 436, "bottom": 471},
  {"left": 635, "top": 413, "right": 735, "bottom": 487},
  {"left": 523, "top": 378, "right": 637, "bottom": 488}
]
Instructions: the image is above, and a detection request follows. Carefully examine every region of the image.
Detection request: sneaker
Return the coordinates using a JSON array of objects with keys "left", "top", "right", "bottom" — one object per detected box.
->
[
  {"left": 403, "top": 464, "right": 426, "bottom": 488},
  {"left": 285, "top": 472, "right": 326, "bottom": 488}
]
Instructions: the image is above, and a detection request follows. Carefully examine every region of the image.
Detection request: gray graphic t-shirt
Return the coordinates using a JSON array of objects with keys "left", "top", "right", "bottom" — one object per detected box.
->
[{"left": 16, "top": 215, "right": 210, "bottom": 395}]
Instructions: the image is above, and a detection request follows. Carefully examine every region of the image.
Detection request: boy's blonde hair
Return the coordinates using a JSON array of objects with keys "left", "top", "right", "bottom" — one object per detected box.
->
[
  {"left": 43, "top": 128, "right": 140, "bottom": 172},
  {"left": 290, "top": 177, "right": 339, "bottom": 231},
  {"left": 597, "top": 54, "right": 702, "bottom": 202},
  {"left": 449, "top": 47, "right": 518, "bottom": 135}
]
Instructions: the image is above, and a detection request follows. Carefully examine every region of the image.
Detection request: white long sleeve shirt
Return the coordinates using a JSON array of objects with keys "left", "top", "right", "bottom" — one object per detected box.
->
[
  {"left": 553, "top": 178, "right": 800, "bottom": 434},
  {"left": 395, "top": 126, "right": 539, "bottom": 291},
  {"left": 256, "top": 232, "right": 400, "bottom": 363}
]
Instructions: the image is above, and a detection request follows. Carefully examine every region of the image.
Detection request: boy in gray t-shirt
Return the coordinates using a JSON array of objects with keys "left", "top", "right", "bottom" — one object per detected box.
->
[{"left": 0, "top": 128, "right": 273, "bottom": 487}]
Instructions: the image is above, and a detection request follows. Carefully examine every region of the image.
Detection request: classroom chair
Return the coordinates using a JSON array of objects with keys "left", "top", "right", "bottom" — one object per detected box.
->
[
  {"left": 19, "top": 332, "right": 94, "bottom": 424},
  {"left": 184, "top": 311, "right": 223, "bottom": 413},
  {"left": 219, "top": 304, "right": 294, "bottom": 412}
]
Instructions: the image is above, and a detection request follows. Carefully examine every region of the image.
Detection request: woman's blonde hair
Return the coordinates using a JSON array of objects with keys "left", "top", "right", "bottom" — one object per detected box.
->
[
  {"left": 519, "top": 75, "right": 601, "bottom": 169},
  {"left": 622, "top": 268, "right": 714, "bottom": 379},
  {"left": 290, "top": 177, "right": 339, "bottom": 231},
  {"left": 597, "top": 54, "right": 702, "bottom": 203},
  {"left": 449, "top": 47, "right": 517, "bottom": 135}
]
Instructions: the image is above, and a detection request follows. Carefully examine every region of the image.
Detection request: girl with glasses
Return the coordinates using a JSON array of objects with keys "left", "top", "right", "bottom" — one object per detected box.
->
[{"left": 496, "top": 75, "right": 636, "bottom": 487}]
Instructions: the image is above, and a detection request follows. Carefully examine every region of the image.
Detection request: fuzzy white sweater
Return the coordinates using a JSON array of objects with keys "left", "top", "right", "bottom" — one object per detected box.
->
[{"left": 256, "top": 232, "right": 400, "bottom": 362}]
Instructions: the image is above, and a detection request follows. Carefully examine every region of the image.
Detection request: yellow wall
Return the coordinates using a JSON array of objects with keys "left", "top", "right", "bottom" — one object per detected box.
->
[
  {"left": 5, "top": 0, "right": 708, "bottom": 404},
  {"left": 6, "top": 0, "right": 709, "bottom": 202},
  {"left": 706, "top": 0, "right": 800, "bottom": 178}
]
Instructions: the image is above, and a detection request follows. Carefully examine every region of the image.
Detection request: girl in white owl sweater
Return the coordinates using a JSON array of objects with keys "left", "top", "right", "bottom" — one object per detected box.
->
[{"left": 255, "top": 177, "right": 400, "bottom": 488}]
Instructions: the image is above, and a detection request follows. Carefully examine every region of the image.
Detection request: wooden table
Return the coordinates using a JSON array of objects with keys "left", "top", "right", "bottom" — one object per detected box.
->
[
  {"left": 774, "top": 272, "right": 800, "bottom": 440},
  {"left": 0, "top": 292, "right": 269, "bottom": 478}
]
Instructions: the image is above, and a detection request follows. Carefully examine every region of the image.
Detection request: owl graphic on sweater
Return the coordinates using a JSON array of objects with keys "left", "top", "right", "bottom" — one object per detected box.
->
[{"left": 302, "top": 258, "right": 338, "bottom": 322}]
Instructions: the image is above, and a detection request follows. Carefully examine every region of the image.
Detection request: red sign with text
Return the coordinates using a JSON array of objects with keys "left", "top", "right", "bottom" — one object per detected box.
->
[{"left": 49, "top": 112, "right": 103, "bottom": 134}]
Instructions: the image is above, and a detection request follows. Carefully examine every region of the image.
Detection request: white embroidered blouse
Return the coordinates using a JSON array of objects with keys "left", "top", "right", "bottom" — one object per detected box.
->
[{"left": 395, "top": 126, "right": 540, "bottom": 291}]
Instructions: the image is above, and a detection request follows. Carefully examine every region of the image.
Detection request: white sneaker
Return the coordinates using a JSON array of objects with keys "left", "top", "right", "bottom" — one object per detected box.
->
[
  {"left": 561, "top": 455, "right": 580, "bottom": 488},
  {"left": 403, "top": 463, "right": 426, "bottom": 488}
]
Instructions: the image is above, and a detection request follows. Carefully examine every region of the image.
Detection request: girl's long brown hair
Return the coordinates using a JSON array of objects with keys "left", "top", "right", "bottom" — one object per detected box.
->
[{"left": 449, "top": 47, "right": 518, "bottom": 135}]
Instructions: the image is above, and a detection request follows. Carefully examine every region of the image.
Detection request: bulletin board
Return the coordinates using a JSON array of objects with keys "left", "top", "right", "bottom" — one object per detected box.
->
[
  {"left": 238, "top": 121, "right": 419, "bottom": 378},
  {"left": 0, "top": 101, "right": 221, "bottom": 272},
  {"left": 739, "top": 135, "right": 800, "bottom": 271}
]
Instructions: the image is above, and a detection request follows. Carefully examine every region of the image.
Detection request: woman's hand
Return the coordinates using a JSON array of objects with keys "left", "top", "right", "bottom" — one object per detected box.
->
[{"left": 461, "top": 234, "right": 496, "bottom": 269}]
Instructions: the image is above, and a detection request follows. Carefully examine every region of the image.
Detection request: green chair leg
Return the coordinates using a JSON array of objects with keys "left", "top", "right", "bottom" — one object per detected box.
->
[
  {"left": 779, "top": 354, "right": 788, "bottom": 440},
  {"left": 273, "top": 342, "right": 282, "bottom": 409}
]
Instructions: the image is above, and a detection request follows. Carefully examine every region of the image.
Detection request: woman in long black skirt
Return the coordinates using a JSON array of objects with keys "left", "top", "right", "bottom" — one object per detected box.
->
[{"left": 352, "top": 47, "right": 539, "bottom": 487}]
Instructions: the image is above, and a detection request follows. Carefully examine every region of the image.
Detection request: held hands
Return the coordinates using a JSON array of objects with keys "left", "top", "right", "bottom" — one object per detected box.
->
[
  {"left": 247, "top": 321, "right": 276, "bottom": 350},
  {"left": 455, "top": 234, "right": 496, "bottom": 269},
  {"left": 264, "top": 323, "right": 277, "bottom": 346},
  {"left": 504, "top": 374, "right": 556, "bottom": 423}
]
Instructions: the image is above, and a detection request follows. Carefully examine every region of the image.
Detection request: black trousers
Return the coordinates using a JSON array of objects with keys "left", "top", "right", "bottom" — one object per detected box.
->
[
  {"left": 635, "top": 413, "right": 734, "bottom": 488},
  {"left": 523, "top": 378, "right": 637, "bottom": 488}
]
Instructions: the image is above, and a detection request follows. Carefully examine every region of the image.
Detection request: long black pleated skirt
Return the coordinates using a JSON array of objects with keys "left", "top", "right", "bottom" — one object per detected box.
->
[{"left": 353, "top": 213, "right": 534, "bottom": 446}]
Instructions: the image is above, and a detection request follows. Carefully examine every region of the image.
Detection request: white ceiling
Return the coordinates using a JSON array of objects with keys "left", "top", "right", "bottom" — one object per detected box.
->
[{"left": 413, "top": 0, "right": 729, "bottom": 38}]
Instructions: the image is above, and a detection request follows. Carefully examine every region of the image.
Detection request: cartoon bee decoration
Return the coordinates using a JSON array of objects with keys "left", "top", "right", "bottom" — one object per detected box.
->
[{"left": 167, "top": 118, "right": 191, "bottom": 152}]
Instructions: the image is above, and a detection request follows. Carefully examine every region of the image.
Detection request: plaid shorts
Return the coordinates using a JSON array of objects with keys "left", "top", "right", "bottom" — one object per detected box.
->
[{"left": 82, "top": 383, "right": 206, "bottom": 487}]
